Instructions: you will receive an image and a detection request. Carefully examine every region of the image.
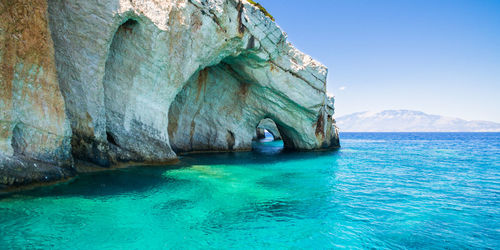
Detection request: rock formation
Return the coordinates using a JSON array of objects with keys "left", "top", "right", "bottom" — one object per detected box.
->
[
  {"left": 0, "top": 0, "right": 73, "bottom": 188},
  {"left": 256, "top": 118, "right": 281, "bottom": 140},
  {"left": 0, "top": 0, "right": 339, "bottom": 189}
]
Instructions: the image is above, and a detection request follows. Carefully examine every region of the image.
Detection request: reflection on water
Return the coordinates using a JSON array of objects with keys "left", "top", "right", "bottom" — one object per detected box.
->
[
  {"left": 0, "top": 133, "right": 499, "bottom": 249},
  {"left": 251, "top": 138, "right": 284, "bottom": 155}
]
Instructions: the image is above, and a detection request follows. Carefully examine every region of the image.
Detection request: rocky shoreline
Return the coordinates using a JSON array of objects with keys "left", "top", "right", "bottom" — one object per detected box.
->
[{"left": 1, "top": 0, "right": 339, "bottom": 189}]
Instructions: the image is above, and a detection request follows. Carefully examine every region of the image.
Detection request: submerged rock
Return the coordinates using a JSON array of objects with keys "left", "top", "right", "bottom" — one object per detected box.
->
[{"left": 0, "top": 0, "right": 339, "bottom": 188}]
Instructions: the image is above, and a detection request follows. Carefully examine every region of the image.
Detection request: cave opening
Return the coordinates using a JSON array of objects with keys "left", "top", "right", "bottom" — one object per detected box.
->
[
  {"left": 255, "top": 118, "right": 281, "bottom": 142},
  {"left": 106, "top": 131, "right": 118, "bottom": 147},
  {"left": 256, "top": 128, "right": 273, "bottom": 141},
  {"left": 252, "top": 118, "right": 284, "bottom": 153},
  {"left": 102, "top": 18, "right": 141, "bottom": 151},
  {"left": 167, "top": 56, "right": 257, "bottom": 154},
  {"left": 167, "top": 48, "right": 303, "bottom": 154}
]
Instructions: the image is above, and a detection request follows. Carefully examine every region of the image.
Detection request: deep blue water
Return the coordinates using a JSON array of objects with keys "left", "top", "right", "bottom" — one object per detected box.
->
[{"left": 0, "top": 132, "right": 499, "bottom": 249}]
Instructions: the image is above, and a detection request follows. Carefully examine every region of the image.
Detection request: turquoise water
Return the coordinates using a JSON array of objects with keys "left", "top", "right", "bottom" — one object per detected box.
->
[{"left": 1, "top": 133, "right": 499, "bottom": 249}]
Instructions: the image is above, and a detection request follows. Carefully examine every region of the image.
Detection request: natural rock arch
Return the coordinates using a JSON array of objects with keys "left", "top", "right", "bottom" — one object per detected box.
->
[
  {"left": 255, "top": 118, "right": 282, "bottom": 141},
  {"left": 168, "top": 59, "right": 256, "bottom": 154},
  {"left": 167, "top": 53, "right": 304, "bottom": 153},
  {"left": 48, "top": 0, "right": 339, "bottom": 167},
  {"left": 0, "top": 0, "right": 340, "bottom": 189}
]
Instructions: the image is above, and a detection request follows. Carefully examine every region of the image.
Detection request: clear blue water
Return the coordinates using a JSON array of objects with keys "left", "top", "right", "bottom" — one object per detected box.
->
[{"left": 1, "top": 133, "right": 499, "bottom": 249}]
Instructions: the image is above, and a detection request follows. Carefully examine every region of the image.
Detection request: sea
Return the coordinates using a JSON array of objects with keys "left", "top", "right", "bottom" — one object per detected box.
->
[{"left": 0, "top": 132, "right": 499, "bottom": 249}]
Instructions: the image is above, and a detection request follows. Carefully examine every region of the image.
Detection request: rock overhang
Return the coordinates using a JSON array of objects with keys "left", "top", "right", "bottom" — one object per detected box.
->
[{"left": 0, "top": 0, "right": 339, "bottom": 189}]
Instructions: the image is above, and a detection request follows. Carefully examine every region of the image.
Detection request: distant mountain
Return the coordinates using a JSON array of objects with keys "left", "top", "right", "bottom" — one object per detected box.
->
[{"left": 336, "top": 110, "right": 500, "bottom": 132}]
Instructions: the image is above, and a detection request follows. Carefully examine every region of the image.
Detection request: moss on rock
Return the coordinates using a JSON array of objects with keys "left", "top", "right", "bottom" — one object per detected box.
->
[{"left": 247, "top": 0, "right": 275, "bottom": 21}]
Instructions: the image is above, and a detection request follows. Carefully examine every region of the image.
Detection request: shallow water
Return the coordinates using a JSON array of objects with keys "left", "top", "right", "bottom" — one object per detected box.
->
[{"left": 1, "top": 133, "right": 499, "bottom": 249}]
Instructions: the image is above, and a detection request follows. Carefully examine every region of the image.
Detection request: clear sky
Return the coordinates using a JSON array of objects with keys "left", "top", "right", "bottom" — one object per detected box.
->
[{"left": 258, "top": 0, "right": 500, "bottom": 122}]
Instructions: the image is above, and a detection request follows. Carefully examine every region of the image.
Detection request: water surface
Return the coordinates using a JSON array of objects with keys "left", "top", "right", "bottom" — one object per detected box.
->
[{"left": 1, "top": 133, "right": 499, "bottom": 249}]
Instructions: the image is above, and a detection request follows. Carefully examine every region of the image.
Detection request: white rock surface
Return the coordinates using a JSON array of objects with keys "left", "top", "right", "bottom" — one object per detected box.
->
[
  {"left": 48, "top": 0, "right": 339, "bottom": 165},
  {"left": 0, "top": 0, "right": 339, "bottom": 188}
]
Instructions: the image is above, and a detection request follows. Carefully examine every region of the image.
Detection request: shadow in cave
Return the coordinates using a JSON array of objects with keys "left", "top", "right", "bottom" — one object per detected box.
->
[{"left": 252, "top": 118, "right": 284, "bottom": 155}]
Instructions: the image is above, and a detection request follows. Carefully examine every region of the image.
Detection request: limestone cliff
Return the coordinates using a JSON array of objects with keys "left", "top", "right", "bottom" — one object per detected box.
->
[
  {"left": 0, "top": 0, "right": 73, "bottom": 188},
  {"left": 0, "top": 0, "right": 339, "bottom": 189}
]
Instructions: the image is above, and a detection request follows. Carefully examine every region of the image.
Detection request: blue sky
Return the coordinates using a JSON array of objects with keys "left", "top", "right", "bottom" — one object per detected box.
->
[{"left": 258, "top": 0, "right": 500, "bottom": 122}]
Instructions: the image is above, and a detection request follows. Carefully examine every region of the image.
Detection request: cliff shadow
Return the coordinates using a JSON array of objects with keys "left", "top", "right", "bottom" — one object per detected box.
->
[{"left": 0, "top": 147, "right": 339, "bottom": 199}]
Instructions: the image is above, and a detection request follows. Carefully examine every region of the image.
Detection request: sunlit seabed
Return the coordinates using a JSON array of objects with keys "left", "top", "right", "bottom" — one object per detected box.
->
[{"left": 0, "top": 133, "right": 499, "bottom": 249}]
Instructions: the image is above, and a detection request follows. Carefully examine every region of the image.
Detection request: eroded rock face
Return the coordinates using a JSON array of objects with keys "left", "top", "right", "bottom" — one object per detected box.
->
[
  {"left": 0, "top": 0, "right": 73, "bottom": 188},
  {"left": 0, "top": 0, "right": 339, "bottom": 188},
  {"left": 256, "top": 118, "right": 281, "bottom": 140}
]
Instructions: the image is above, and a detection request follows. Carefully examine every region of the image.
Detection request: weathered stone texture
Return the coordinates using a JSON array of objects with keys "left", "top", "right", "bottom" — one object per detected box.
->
[
  {"left": 0, "top": 0, "right": 73, "bottom": 188},
  {"left": 1, "top": 0, "right": 339, "bottom": 188}
]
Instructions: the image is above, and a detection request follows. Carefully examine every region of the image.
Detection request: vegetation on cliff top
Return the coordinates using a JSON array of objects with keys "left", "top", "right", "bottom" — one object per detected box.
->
[{"left": 247, "top": 0, "right": 275, "bottom": 21}]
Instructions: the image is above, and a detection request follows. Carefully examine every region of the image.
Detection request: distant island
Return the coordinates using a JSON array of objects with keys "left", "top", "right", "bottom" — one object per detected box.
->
[{"left": 336, "top": 110, "right": 500, "bottom": 132}]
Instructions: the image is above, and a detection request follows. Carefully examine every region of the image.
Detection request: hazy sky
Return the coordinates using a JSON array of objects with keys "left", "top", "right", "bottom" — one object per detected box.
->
[{"left": 258, "top": 0, "right": 500, "bottom": 122}]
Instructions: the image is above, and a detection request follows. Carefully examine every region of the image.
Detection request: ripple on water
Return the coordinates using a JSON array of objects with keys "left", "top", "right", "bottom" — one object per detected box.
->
[{"left": 0, "top": 133, "right": 499, "bottom": 249}]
